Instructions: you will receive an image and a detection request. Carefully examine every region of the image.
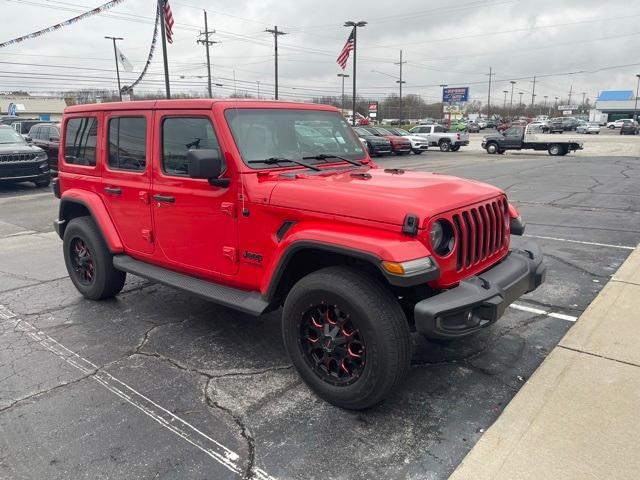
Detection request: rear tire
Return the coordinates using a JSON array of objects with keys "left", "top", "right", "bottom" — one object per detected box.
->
[
  {"left": 548, "top": 144, "right": 562, "bottom": 156},
  {"left": 34, "top": 177, "right": 50, "bottom": 188},
  {"left": 63, "top": 216, "right": 126, "bottom": 300},
  {"left": 282, "top": 266, "right": 411, "bottom": 410},
  {"left": 439, "top": 140, "right": 451, "bottom": 152},
  {"left": 450, "top": 145, "right": 461, "bottom": 152}
]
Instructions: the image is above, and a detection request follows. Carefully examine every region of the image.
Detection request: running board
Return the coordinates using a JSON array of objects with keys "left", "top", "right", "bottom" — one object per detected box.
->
[{"left": 113, "top": 255, "right": 269, "bottom": 316}]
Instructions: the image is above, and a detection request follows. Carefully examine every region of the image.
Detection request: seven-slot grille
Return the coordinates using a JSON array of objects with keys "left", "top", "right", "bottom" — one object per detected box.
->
[
  {"left": 0, "top": 153, "right": 38, "bottom": 163},
  {"left": 451, "top": 197, "right": 508, "bottom": 271}
]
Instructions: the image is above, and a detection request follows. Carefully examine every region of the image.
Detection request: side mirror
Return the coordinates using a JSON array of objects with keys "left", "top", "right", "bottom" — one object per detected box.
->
[
  {"left": 50, "top": 136, "right": 59, "bottom": 142},
  {"left": 25, "top": 136, "right": 32, "bottom": 143},
  {"left": 187, "top": 149, "right": 228, "bottom": 187}
]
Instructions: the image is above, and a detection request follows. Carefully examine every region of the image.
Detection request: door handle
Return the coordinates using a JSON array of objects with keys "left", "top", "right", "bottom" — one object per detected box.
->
[
  {"left": 153, "top": 194, "right": 175, "bottom": 203},
  {"left": 104, "top": 186, "right": 122, "bottom": 196}
]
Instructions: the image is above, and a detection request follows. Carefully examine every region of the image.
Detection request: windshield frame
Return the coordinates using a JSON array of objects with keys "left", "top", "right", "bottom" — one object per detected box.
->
[
  {"left": 0, "top": 126, "right": 27, "bottom": 145},
  {"left": 224, "top": 108, "right": 367, "bottom": 170}
]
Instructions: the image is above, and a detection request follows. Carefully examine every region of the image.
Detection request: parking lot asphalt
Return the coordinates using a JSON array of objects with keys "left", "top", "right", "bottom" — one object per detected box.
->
[{"left": 0, "top": 141, "right": 638, "bottom": 479}]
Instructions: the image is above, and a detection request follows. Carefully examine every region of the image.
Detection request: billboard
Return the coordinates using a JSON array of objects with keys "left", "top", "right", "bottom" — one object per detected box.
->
[
  {"left": 368, "top": 101, "right": 378, "bottom": 118},
  {"left": 442, "top": 87, "right": 469, "bottom": 103}
]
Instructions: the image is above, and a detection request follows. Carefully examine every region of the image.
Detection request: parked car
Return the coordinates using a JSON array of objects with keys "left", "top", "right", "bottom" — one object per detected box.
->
[
  {"left": 497, "top": 120, "right": 526, "bottom": 133},
  {"left": 448, "top": 121, "right": 468, "bottom": 132},
  {"left": 482, "top": 124, "right": 583, "bottom": 155},
  {"left": 606, "top": 119, "right": 632, "bottom": 129},
  {"left": 352, "top": 127, "right": 392, "bottom": 156},
  {"left": 53, "top": 99, "right": 545, "bottom": 409},
  {"left": 408, "top": 124, "right": 470, "bottom": 152},
  {"left": 383, "top": 127, "right": 429, "bottom": 154},
  {"left": 561, "top": 117, "right": 579, "bottom": 131},
  {"left": 0, "top": 116, "right": 40, "bottom": 126},
  {"left": 619, "top": 120, "right": 639, "bottom": 135},
  {"left": 548, "top": 118, "right": 565, "bottom": 134},
  {"left": 360, "top": 126, "right": 412, "bottom": 155},
  {"left": 576, "top": 122, "right": 601, "bottom": 134},
  {"left": 527, "top": 121, "right": 550, "bottom": 133},
  {"left": 0, "top": 125, "right": 50, "bottom": 187},
  {"left": 466, "top": 122, "right": 480, "bottom": 133},
  {"left": 5, "top": 118, "right": 42, "bottom": 137},
  {"left": 28, "top": 122, "right": 61, "bottom": 175}
]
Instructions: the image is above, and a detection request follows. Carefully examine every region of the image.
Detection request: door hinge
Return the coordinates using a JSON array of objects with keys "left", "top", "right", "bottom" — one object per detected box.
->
[
  {"left": 223, "top": 246, "right": 237, "bottom": 262},
  {"left": 139, "top": 191, "right": 150, "bottom": 204},
  {"left": 141, "top": 229, "right": 154, "bottom": 243},
  {"left": 220, "top": 202, "right": 236, "bottom": 218}
]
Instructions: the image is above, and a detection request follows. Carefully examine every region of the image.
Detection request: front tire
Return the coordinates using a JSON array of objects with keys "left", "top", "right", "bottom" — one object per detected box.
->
[
  {"left": 34, "top": 177, "right": 50, "bottom": 188},
  {"left": 486, "top": 142, "right": 498, "bottom": 154},
  {"left": 63, "top": 216, "right": 126, "bottom": 300},
  {"left": 282, "top": 266, "right": 411, "bottom": 410}
]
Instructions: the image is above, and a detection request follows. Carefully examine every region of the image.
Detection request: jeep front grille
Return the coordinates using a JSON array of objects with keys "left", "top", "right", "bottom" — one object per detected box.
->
[
  {"left": 451, "top": 197, "right": 508, "bottom": 271},
  {"left": 0, "top": 153, "right": 38, "bottom": 163}
]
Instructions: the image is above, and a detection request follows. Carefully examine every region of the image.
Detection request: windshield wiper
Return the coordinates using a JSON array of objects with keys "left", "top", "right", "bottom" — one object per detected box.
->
[
  {"left": 302, "top": 154, "right": 365, "bottom": 166},
  {"left": 247, "top": 157, "right": 321, "bottom": 171}
]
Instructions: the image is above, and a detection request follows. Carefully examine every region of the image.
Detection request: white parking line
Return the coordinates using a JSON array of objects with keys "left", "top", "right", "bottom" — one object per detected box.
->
[
  {"left": 0, "top": 304, "right": 276, "bottom": 480},
  {"left": 509, "top": 302, "right": 578, "bottom": 322},
  {"left": 524, "top": 234, "right": 635, "bottom": 250}
]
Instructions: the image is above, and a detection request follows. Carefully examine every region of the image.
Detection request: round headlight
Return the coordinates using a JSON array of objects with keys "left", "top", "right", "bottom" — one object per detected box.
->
[{"left": 430, "top": 220, "right": 455, "bottom": 256}]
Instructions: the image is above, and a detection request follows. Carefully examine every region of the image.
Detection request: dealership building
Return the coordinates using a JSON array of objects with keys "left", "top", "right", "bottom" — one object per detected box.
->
[
  {"left": 589, "top": 90, "right": 640, "bottom": 123},
  {"left": 0, "top": 95, "right": 67, "bottom": 121}
]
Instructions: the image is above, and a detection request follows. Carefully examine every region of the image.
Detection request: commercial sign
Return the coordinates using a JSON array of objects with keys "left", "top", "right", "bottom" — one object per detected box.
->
[
  {"left": 443, "top": 87, "right": 469, "bottom": 103},
  {"left": 368, "top": 101, "right": 378, "bottom": 118},
  {"left": 443, "top": 105, "right": 462, "bottom": 114},
  {"left": 558, "top": 105, "right": 579, "bottom": 110}
]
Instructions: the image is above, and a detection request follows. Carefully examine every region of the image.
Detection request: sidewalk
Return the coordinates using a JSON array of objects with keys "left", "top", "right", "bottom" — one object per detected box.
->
[{"left": 449, "top": 244, "right": 640, "bottom": 480}]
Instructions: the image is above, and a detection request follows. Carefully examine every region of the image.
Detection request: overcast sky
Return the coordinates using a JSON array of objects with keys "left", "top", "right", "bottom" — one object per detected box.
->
[{"left": 2, "top": 0, "right": 640, "bottom": 106}]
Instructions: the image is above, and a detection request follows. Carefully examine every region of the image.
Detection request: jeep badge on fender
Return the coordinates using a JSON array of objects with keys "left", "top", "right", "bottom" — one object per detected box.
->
[{"left": 53, "top": 99, "right": 545, "bottom": 410}]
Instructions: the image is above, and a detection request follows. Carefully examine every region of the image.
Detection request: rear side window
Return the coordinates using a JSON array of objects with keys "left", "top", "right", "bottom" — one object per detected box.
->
[
  {"left": 162, "top": 117, "right": 220, "bottom": 176},
  {"left": 108, "top": 117, "right": 146, "bottom": 171},
  {"left": 434, "top": 126, "right": 445, "bottom": 133},
  {"left": 65, "top": 117, "right": 98, "bottom": 166}
]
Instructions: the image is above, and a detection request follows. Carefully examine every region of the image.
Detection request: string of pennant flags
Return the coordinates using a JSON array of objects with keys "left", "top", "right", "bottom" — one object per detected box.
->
[
  {"left": 0, "top": 0, "right": 126, "bottom": 49},
  {"left": 123, "top": 3, "right": 160, "bottom": 93}
]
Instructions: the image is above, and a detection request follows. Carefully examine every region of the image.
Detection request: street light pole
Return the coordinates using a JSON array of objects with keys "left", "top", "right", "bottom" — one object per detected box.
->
[
  {"left": 634, "top": 75, "right": 640, "bottom": 121},
  {"left": 105, "top": 36, "right": 123, "bottom": 100},
  {"left": 337, "top": 73, "right": 349, "bottom": 115},
  {"left": 439, "top": 84, "right": 448, "bottom": 125},
  {"left": 344, "top": 20, "right": 367, "bottom": 125},
  {"left": 265, "top": 26, "right": 287, "bottom": 99},
  {"left": 518, "top": 92, "right": 524, "bottom": 110},
  {"left": 509, "top": 80, "right": 516, "bottom": 116},
  {"left": 502, "top": 90, "right": 508, "bottom": 108},
  {"left": 394, "top": 49, "right": 407, "bottom": 123}
]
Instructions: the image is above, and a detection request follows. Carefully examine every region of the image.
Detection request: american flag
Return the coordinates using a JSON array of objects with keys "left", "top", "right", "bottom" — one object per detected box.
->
[
  {"left": 336, "top": 29, "right": 354, "bottom": 70},
  {"left": 163, "top": 0, "right": 174, "bottom": 44}
]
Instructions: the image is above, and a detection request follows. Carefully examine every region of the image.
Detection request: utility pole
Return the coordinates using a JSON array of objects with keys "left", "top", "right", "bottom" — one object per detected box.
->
[
  {"left": 394, "top": 49, "right": 406, "bottom": 123},
  {"left": 197, "top": 10, "right": 218, "bottom": 98},
  {"left": 568, "top": 84, "right": 573, "bottom": 105},
  {"left": 337, "top": 73, "right": 349, "bottom": 114},
  {"left": 531, "top": 76, "right": 536, "bottom": 108},
  {"left": 503, "top": 90, "right": 508, "bottom": 108},
  {"left": 344, "top": 21, "right": 367, "bottom": 125},
  {"left": 518, "top": 92, "right": 523, "bottom": 108},
  {"left": 157, "top": 0, "right": 171, "bottom": 99},
  {"left": 104, "top": 36, "right": 123, "bottom": 101},
  {"left": 544, "top": 95, "right": 548, "bottom": 111},
  {"left": 509, "top": 80, "right": 516, "bottom": 116},
  {"left": 265, "top": 26, "right": 287, "bottom": 99},
  {"left": 440, "top": 84, "right": 448, "bottom": 125},
  {"left": 486, "top": 67, "right": 493, "bottom": 119}
]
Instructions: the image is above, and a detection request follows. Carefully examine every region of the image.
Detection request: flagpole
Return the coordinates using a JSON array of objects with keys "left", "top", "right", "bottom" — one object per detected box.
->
[
  {"left": 344, "top": 21, "right": 366, "bottom": 126},
  {"left": 105, "top": 36, "right": 123, "bottom": 101},
  {"left": 158, "top": 0, "right": 171, "bottom": 99}
]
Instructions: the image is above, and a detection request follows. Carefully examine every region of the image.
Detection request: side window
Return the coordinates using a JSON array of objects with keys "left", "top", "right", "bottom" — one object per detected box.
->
[
  {"left": 64, "top": 117, "right": 98, "bottom": 166},
  {"left": 108, "top": 117, "right": 146, "bottom": 172},
  {"left": 162, "top": 117, "right": 221, "bottom": 176},
  {"left": 434, "top": 126, "right": 445, "bottom": 133},
  {"left": 49, "top": 126, "right": 59, "bottom": 141}
]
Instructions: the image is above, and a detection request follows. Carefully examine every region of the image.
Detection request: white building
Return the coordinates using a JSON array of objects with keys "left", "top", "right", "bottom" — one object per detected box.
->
[{"left": 0, "top": 95, "right": 67, "bottom": 121}]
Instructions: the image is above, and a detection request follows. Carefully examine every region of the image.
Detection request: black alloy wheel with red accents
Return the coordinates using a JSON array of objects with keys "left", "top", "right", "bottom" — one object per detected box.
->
[
  {"left": 299, "top": 302, "right": 366, "bottom": 386},
  {"left": 282, "top": 266, "right": 411, "bottom": 410},
  {"left": 69, "top": 237, "right": 95, "bottom": 285}
]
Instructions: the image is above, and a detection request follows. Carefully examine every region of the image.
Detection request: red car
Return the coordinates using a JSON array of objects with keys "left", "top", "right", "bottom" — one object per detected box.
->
[
  {"left": 53, "top": 99, "right": 545, "bottom": 409},
  {"left": 361, "top": 126, "right": 412, "bottom": 155}
]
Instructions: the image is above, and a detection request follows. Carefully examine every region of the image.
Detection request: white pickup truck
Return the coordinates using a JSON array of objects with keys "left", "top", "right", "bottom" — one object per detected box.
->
[
  {"left": 481, "top": 124, "right": 584, "bottom": 156},
  {"left": 408, "top": 124, "right": 470, "bottom": 152}
]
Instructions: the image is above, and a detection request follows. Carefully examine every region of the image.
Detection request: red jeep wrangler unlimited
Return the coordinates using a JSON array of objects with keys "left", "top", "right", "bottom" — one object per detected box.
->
[{"left": 53, "top": 100, "right": 545, "bottom": 409}]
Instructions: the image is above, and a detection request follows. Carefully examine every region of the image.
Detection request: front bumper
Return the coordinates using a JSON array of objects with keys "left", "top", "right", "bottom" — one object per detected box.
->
[
  {"left": 0, "top": 161, "right": 50, "bottom": 182},
  {"left": 414, "top": 241, "right": 546, "bottom": 339}
]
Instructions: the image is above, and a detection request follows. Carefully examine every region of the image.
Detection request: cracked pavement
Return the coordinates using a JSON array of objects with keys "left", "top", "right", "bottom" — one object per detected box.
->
[{"left": 0, "top": 149, "right": 638, "bottom": 479}]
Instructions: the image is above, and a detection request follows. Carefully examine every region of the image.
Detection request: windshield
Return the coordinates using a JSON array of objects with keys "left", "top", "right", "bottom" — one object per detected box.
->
[
  {"left": 225, "top": 109, "right": 366, "bottom": 168},
  {"left": 0, "top": 127, "right": 26, "bottom": 144}
]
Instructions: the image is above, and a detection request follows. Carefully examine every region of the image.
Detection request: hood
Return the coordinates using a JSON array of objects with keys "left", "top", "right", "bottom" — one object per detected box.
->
[
  {"left": 0, "top": 143, "right": 44, "bottom": 154},
  {"left": 383, "top": 134, "right": 410, "bottom": 145},
  {"left": 404, "top": 135, "right": 426, "bottom": 143},
  {"left": 269, "top": 168, "right": 504, "bottom": 227},
  {"left": 361, "top": 135, "right": 391, "bottom": 144}
]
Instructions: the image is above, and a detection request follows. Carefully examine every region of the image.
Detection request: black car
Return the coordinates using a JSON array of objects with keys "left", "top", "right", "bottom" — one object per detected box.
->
[
  {"left": 548, "top": 118, "right": 564, "bottom": 134},
  {"left": 352, "top": 126, "right": 392, "bottom": 156},
  {"left": 561, "top": 117, "right": 579, "bottom": 131},
  {"left": 28, "top": 123, "right": 61, "bottom": 175},
  {"left": 0, "top": 125, "right": 50, "bottom": 187},
  {"left": 619, "top": 120, "right": 639, "bottom": 135}
]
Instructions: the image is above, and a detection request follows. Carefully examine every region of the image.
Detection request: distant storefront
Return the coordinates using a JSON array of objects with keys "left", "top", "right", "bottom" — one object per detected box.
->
[
  {"left": 590, "top": 90, "right": 640, "bottom": 122},
  {"left": 0, "top": 96, "right": 67, "bottom": 121}
]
